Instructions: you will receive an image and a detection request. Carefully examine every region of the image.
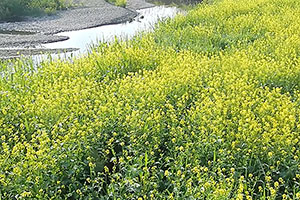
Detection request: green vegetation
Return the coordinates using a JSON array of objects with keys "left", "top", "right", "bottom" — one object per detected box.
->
[
  {"left": 106, "top": 0, "right": 127, "bottom": 8},
  {"left": 1, "top": 0, "right": 300, "bottom": 199},
  {"left": 0, "top": 0, "right": 72, "bottom": 21}
]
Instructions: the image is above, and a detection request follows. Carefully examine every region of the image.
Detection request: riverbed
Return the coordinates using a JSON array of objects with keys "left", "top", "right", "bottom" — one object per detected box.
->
[
  {"left": 0, "top": 0, "right": 193, "bottom": 60},
  {"left": 44, "top": 6, "right": 179, "bottom": 53}
]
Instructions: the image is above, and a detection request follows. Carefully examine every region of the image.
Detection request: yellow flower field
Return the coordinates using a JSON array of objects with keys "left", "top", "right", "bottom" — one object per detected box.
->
[{"left": 0, "top": 0, "right": 300, "bottom": 199}]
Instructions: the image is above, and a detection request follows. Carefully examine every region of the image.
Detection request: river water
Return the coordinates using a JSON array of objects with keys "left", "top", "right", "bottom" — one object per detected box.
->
[{"left": 43, "top": 6, "right": 180, "bottom": 55}]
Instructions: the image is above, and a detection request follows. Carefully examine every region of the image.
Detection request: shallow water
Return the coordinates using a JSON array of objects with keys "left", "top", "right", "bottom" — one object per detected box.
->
[
  {"left": 43, "top": 6, "right": 180, "bottom": 54},
  {"left": 29, "top": 6, "right": 181, "bottom": 65}
]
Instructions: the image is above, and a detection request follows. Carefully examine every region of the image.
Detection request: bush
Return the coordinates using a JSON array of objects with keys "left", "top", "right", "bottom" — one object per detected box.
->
[
  {"left": 106, "top": 0, "right": 127, "bottom": 8},
  {"left": 115, "top": 0, "right": 127, "bottom": 8},
  {"left": 0, "top": 0, "right": 72, "bottom": 21}
]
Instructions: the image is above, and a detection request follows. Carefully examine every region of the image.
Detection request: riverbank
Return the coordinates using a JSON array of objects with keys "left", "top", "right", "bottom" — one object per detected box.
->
[{"left": 0, "top": 0, "right": 154, "bottom": 58}]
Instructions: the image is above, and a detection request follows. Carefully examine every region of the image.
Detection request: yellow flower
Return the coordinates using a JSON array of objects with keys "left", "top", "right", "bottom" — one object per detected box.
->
[
  {"left": 20, "top": 191, "right": 32, "bottom": 198},
  {"left": 177, "top": 170, "right": 182, "bottom": 176},
  {"left": 179, "top": 146, "right": 184, "bottom": 151},
  {"left": 164, "top": 170, "right": 169, "bottom": 177},
  {"left": 268, "top": 152, "right": 273, "bottom": 157}
]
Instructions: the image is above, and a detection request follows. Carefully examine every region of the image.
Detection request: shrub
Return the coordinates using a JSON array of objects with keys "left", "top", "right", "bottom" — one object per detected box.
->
[
  {"left": 106, "top": 0, "right": 127, "bottom": 8},
  {"left": 0, "top": 0, "right": 72, "bottom": 20},
  {"left": 115, "top": 0, "right": 127, "bottom": 8}
]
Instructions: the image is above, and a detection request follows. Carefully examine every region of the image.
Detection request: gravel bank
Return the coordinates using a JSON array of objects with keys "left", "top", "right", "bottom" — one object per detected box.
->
[
  {"left": 0, "top": 34, "right": 69, "bottom": 48},
  {"left": 127, "top": 0, "right": 154, "bottom": 10},
  {"left": 0, "top": 0, "right": 154, "bottom": 58}
]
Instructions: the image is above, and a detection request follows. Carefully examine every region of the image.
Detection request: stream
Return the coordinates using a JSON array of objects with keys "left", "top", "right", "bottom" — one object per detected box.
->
[
  {"left": 29, "top": 5, "right": 181, "bottom": 63},
  {"left": 0, "top": 5, "right": 181, "bottom": 62},
  {"left": 44, "top": 6, "right": 180, "bottom": 53}
]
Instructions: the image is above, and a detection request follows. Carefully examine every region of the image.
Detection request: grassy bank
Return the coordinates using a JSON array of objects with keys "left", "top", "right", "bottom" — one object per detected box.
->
[
  {"left": 0, "top": 0, "right": 72, "bottom": 21},
  {"left": 0, "top": 0, "right": 300, "bottom": 199}
]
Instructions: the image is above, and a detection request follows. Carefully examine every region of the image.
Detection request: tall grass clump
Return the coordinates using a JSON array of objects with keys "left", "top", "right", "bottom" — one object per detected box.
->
[
  {"left": 0, "top": 0, "right": 72, "bottom": 21},
  {"left": 106, "top": 0, "right": 127, "bottom": 8},
  {"left": 0, "top": 0, "right": 300, "bottom": 199}
]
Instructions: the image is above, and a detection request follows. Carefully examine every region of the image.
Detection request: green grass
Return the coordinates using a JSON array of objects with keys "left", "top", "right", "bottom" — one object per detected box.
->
[
  {"left": 0, "top": 0, "right": 300, "bottom": 199},
  {"left": 107, "top": 0, "right": 127, "bottom": 8}
]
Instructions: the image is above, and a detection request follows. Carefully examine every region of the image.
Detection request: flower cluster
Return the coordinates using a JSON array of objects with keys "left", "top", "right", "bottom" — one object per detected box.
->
[{"left": 0, "top": 0, "right": 300, "bottom": 199}]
